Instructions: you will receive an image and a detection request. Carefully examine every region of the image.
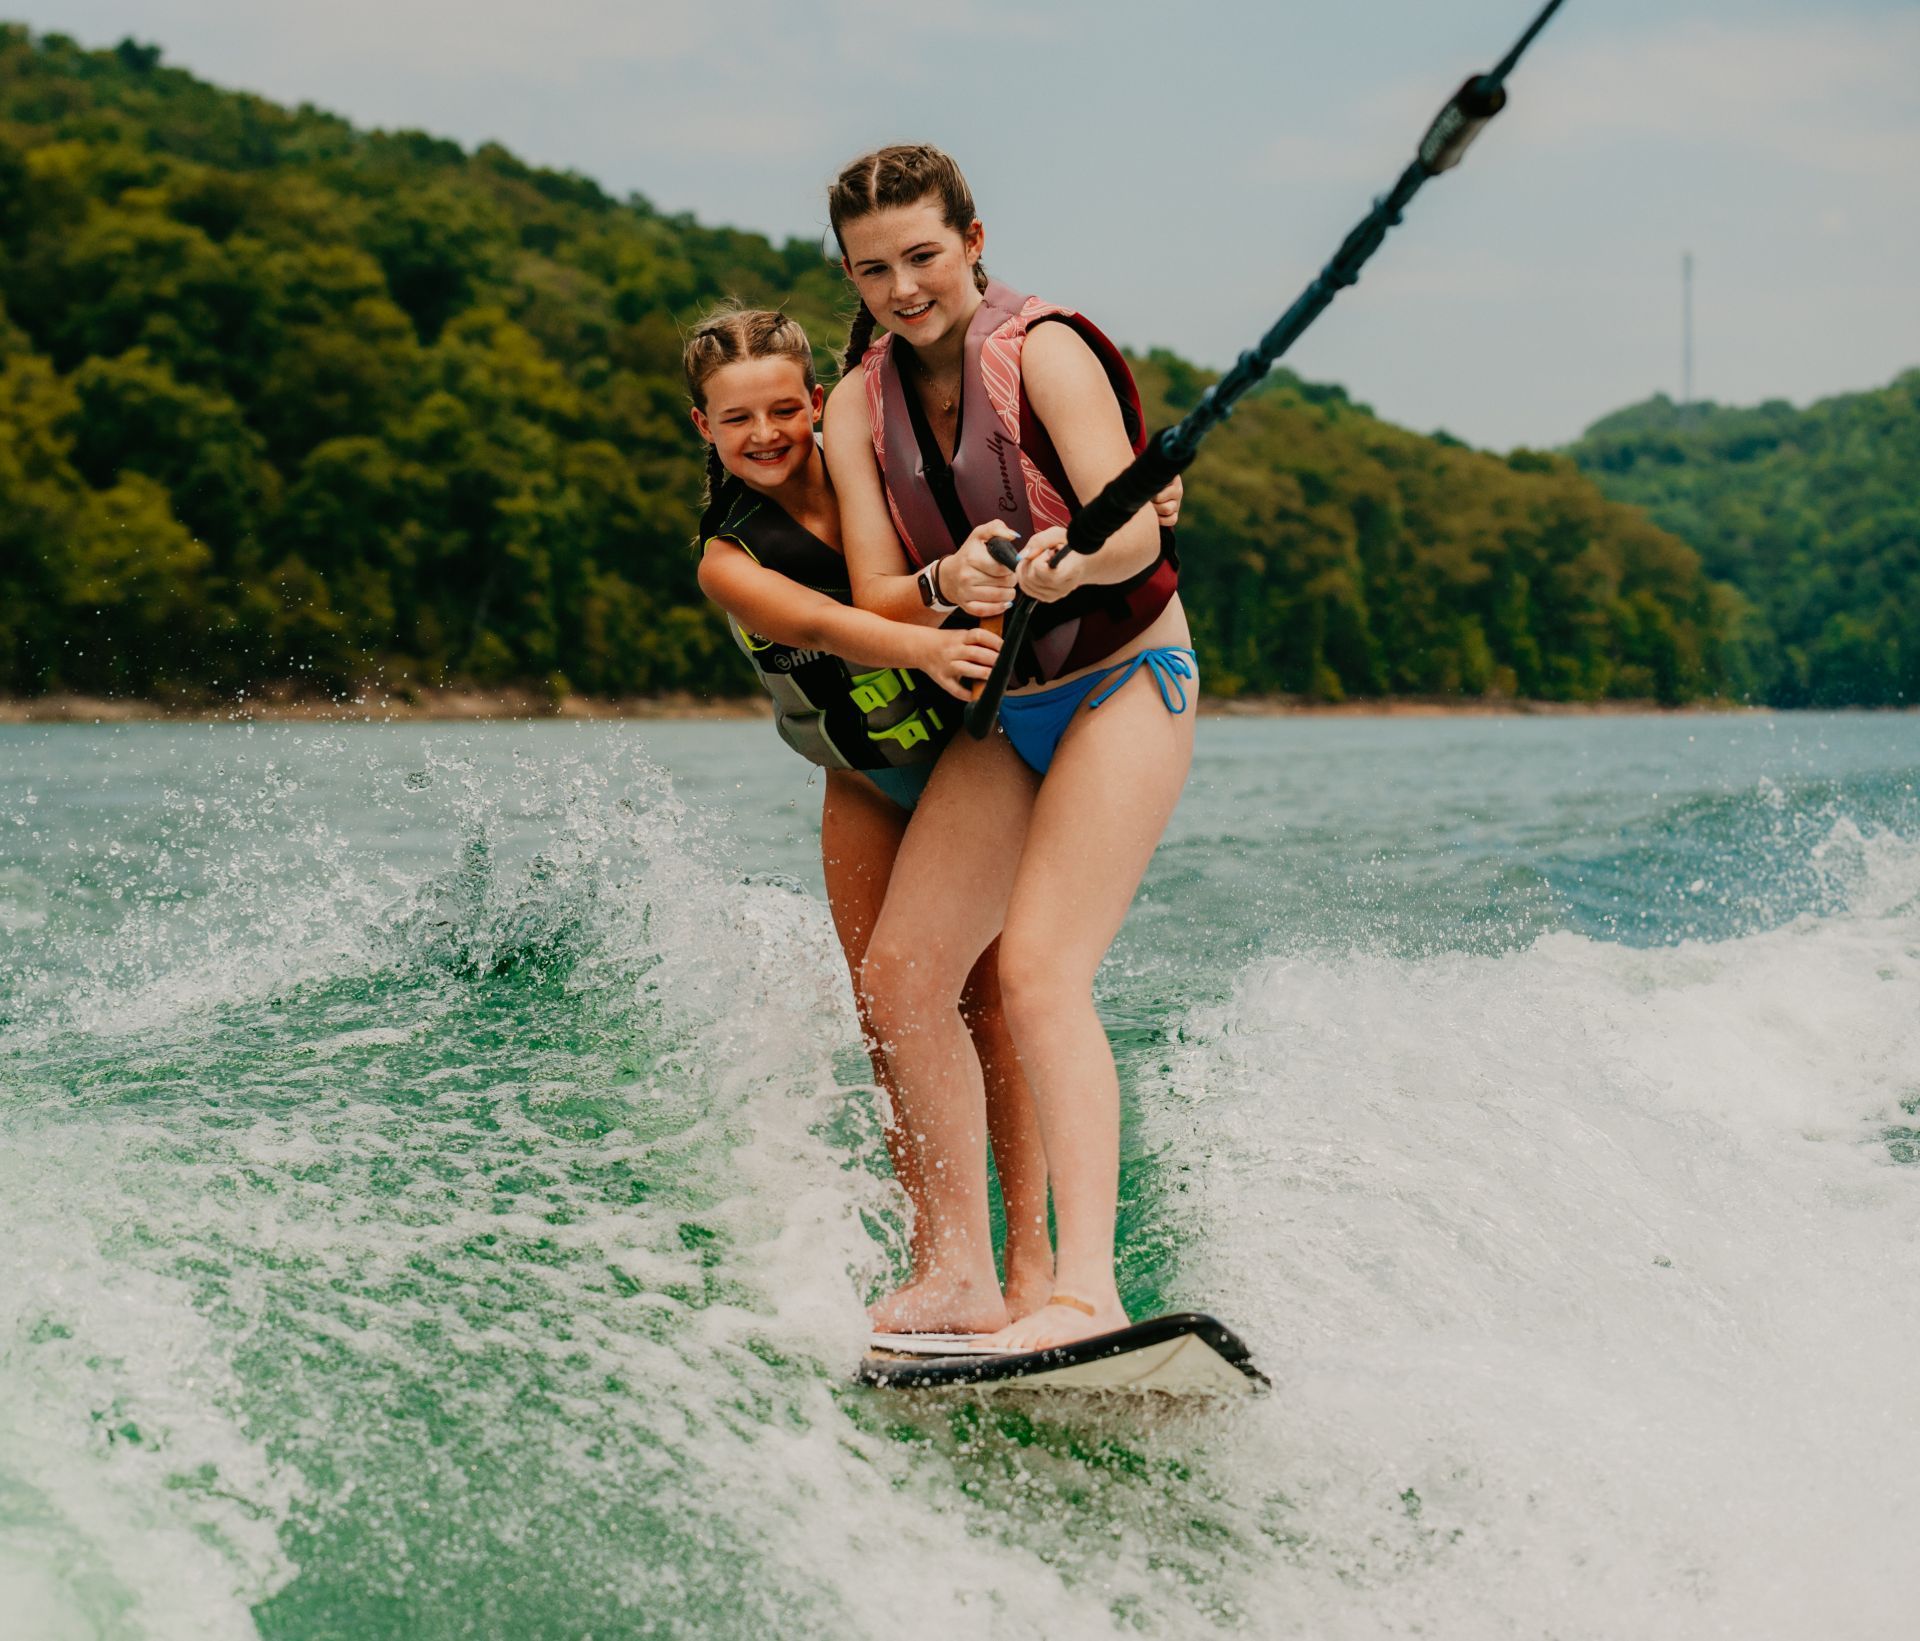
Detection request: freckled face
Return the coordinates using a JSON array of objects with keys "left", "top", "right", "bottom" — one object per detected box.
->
[
  {"left": 840, "top": 199, "right": 985, "bottom": 351},
  {"left": 691, "top": 358, "right": 823, "bottom": 492}
]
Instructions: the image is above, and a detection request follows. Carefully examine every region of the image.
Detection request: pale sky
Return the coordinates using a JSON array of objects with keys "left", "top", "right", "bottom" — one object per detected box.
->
[{"left": 22, "top": 0, "right": 1920, "bottom": 450}]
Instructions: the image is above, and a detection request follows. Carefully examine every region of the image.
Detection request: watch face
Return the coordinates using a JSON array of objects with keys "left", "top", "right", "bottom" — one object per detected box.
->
[{"left": 918, "top": 568, "right": 935, "bottom": 607}]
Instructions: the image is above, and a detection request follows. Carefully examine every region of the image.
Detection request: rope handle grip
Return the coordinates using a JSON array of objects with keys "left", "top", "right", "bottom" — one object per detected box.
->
[
  {"left": 963, "top": 594, "right": 1034, "bottom": 730},
  {"left": 962, "top": 434, "right": 1192, "bottom": 734},
  {"left": 961, "top": 541, "right": 1023, "bottom": 707}
]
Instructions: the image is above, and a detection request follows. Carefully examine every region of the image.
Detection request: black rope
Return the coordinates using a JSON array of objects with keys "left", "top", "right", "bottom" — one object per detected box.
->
[{"left": 966, "top": 0, "right": 1570, "bottom": 739}]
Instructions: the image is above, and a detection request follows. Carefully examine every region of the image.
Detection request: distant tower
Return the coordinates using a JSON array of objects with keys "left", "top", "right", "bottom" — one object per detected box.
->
[{"left": 1681, "top": 252, "right": 1694, "bottom": 410}]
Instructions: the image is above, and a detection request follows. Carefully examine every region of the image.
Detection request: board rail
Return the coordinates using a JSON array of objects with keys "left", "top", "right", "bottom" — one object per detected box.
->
[{"left": 858, "top": 1311, "right": 1269, "bottom": 1394}]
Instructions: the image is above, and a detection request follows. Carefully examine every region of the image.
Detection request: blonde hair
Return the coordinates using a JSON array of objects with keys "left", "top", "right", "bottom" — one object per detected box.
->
[{"left": 682, "top": 304, "right": 819, "bottom": 517}]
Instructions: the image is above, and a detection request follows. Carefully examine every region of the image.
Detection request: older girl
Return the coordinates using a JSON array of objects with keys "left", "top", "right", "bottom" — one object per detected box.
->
[{"left": 823, "top": 146, "right": 1197, "bottom": 1351}]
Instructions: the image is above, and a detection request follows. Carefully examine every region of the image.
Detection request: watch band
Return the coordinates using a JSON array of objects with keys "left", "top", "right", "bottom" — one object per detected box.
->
[{"left": 919, "top": 560, "right": 957, "bottom": 613}]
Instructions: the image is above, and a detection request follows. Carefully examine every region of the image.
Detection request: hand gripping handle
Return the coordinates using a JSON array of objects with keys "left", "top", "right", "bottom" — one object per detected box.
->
[{"left": 963, "top": 433, "right": 1192, "bottom": 738}]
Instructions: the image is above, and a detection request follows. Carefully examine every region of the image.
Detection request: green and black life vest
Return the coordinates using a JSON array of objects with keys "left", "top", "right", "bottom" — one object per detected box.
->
[{"left": 699, "top": 473, "right": 955, "bottom": 772}]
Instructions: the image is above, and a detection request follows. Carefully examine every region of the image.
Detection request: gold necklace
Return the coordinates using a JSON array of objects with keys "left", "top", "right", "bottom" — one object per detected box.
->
[{"left": 909, "top": 349, "right": 958, "bottom": 415}]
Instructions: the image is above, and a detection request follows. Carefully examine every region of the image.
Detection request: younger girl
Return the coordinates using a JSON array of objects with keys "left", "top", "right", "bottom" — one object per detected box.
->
[
  {"left": 824, "top": 146, "right": 1198, "bottom": 1352},
  {"left": 682, "top": 306, "right": 1053, "bottom": 1322}
]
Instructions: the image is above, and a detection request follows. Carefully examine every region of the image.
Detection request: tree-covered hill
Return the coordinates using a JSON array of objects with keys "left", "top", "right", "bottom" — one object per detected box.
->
[
  {"left": 1, "top": 25, "right": 1738, "bottom": 705},
  {"left": 1567, "top": 373, "right": 1920, "bottom": 706},
  {"left": 1150, "top": 359, "right": 1741, "bottom": 703}
]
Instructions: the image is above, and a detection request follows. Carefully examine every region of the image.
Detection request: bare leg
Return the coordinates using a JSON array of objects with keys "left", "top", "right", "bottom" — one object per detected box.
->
[
  {"left": 820, "top": 772, "right": 924, "bottom": 1263},
  {"left": 860, "top": 730, "right": 1041, "bottom": 1334},
  {"left": 984, "top": 665, "right": 1195, "bottom": 1352},
  {"left": 824, "top": 770, "right": 1052, "bottom": 1322},
  {"left": 962, "top": 939, "right": 1054, "bottom": 1319}
]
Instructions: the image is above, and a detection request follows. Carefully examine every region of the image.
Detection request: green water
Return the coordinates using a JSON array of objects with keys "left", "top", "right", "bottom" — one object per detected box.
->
[{"left": 3, "top": 716, "right": 1919, "bottom": 1639}]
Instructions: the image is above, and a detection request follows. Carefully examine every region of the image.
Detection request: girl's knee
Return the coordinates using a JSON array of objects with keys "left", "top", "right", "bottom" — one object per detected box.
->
[
  {"left": 859, "top": 932, "right": 961, "bottom": 1039},
  {"left": 855, "top": 939, "right": 905, "bottom": 1022},
  {"left": 993, "top": 932, "right": 1075, "bottom": 1038}
]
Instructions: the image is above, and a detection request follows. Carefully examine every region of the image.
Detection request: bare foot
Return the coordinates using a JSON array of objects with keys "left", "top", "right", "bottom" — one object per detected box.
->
[
  {"left": 868, "top": 1275, "right": 1010, "bottom": 1336},
  {"left": 1001, "top": 1258, "right": 1056, "bottom": 1323},
  {"left": 983, "top": 1293, "right": 1128, "bottom": 1354}
]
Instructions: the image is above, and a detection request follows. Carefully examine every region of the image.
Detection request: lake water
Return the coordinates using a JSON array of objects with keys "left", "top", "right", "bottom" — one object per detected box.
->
[{"left": 2, "top": 714, "right": 1917, "bottom": 1639}]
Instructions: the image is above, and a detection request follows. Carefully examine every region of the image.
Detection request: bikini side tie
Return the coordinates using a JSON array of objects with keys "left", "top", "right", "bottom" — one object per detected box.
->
[{"left": 1087, "top": 646, "right": 1195, "bottom": 715}]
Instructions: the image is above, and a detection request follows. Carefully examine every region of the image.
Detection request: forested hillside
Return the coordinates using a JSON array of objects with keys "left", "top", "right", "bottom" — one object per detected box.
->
[
  {"left": 1569, "top": 375, "right": 1920, "bottom": 706},
  {"left": 1, "top": 26, "right": 1740, "bottom": 705}
]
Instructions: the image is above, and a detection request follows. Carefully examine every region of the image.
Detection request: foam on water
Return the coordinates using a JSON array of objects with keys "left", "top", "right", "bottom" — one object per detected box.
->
[
  {"left": 1, "top": 735, "right": 1157, "bottom": 1636},
  {"left": 2, "top": 722, "right": 1918, "bottom": 1638},
  {"left": 1147, "top": 821, "right": 1920, "bottom": 1636}
]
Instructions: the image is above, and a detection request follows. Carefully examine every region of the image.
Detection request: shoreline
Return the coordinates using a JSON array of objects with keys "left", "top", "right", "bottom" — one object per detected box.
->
[{"left": 0, "top": 688, "right": 1797, "bottom": 725}]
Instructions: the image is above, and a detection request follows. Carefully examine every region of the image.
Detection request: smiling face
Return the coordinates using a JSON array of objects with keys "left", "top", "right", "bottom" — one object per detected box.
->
[
  {"left": 690, "top": 356, "right": 824, "bottom": 494},
  {"left": 839, "top": 197, "right": 986, "bottom": 354}
]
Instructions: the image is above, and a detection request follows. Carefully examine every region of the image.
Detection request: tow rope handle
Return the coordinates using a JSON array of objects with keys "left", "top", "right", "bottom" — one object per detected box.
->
[
  {"left": 963, "top": 0, "right": 1568, "bottom": 740},
  {"left": 961, "top": 537, "right": 1031, "bottom": 713}
]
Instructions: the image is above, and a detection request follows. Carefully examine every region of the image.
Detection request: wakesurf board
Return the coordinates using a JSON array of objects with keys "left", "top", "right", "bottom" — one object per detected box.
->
[{"left": 858, "top": 1311, "right": 1267, "bottom": 1395}]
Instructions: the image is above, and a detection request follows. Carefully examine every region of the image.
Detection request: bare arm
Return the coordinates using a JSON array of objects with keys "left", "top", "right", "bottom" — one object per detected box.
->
[
  {"left": 1015, "top": 323, "right": 1165, "bottom": 596},
  {"left": 698, "top": 538, "right": 1000, "bottom": 695},
  {"left": 824, "top": 372, "right": 1019, "bottom": 621},
  {"left": 822, "top": 375, "right": 941, "bottom": 625}
]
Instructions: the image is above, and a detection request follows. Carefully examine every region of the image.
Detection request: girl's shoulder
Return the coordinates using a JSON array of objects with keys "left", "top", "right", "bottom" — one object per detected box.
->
[
  {"left": 824, "top": 371, "right": 878, "bottom": 442},
  {"left": 825, "top": 372, "right": 871, "bottom": 410},
  {"left": 1017, "top": 317, "right": 1113, "bottom": 414},
  {"left": 1019, "top": 315, "right": 1103, "bottom": 372}
]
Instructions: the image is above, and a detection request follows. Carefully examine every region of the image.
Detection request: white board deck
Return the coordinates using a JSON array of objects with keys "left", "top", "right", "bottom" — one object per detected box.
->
[{"left": 857, "top": 1312, "right": 1267, "bottom": 1395}]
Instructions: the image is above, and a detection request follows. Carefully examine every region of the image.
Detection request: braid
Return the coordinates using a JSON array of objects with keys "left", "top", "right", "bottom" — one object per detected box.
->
[
  {"left": 842, "top": 302, "right": 878, "bottom": 373},
  {"left": 700, "top": 443, "right": 728, "bottom": 523}
]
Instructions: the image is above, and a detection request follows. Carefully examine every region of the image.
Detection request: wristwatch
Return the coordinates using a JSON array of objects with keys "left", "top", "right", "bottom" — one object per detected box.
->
[{"left": 917, "top": 559, "right": 957, "bottom": 613}]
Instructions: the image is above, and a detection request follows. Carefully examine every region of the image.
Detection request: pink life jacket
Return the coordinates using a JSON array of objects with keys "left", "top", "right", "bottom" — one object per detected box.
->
[{"left": 861, "top": 279, "right": 1178, "bottom": 683}]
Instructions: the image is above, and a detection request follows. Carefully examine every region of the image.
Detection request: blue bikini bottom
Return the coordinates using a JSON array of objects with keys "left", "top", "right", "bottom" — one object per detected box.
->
[{"left": 998, "top": 646, "right": 1197, "bottom": 776}]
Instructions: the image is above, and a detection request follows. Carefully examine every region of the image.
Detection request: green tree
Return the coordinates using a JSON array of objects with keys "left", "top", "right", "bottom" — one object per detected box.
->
[
  {"left": 52, "top": 473, "right": 214, "bottom": 693},
  {"left": 1570, "top": 373, "right": 1920, "bottom": 705},
  {"left": 66, "top": 347, "right": 274, "bottom": 563}
]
